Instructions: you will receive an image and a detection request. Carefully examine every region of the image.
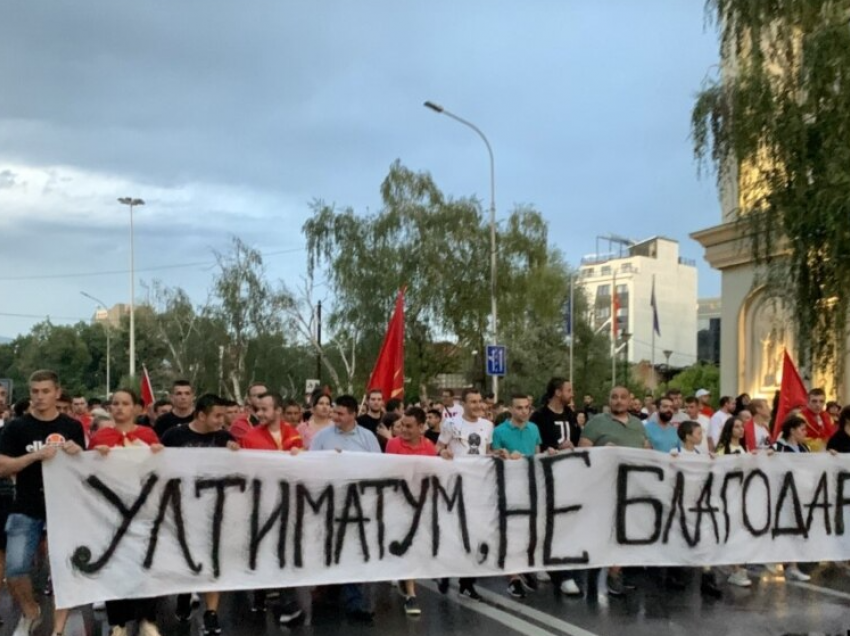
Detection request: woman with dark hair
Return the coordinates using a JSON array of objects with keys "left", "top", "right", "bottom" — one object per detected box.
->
[
  {"left": 714, "top": 415, "right": 751, "bottom": 587},
  {"left": 89, "top": 388, "right": 164, "bottom": 636},
  {"left": 715, "top": 416, "right": 748, "bottom": 455},
  {"left": 827, "top": 406, "right": 850, "bottom": 453},
  {"left": 733, "top": 393, "right": 751, "bottom": 416},
  {"left": 297, "top": 393, "right": 333, "bottom": 449},
  {"left": 771, "top": 415, "right": 813, "bottom": 582}
]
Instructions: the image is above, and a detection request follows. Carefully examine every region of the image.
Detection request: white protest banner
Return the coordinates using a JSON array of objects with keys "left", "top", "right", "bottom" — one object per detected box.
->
[{"left": 44, "top": 447, "right": 850, "bottom": 609}]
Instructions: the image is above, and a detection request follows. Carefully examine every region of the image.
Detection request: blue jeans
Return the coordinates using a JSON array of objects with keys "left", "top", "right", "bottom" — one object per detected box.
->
[{"left": 5, "top": 513, "right": 45, "bottom": 578}]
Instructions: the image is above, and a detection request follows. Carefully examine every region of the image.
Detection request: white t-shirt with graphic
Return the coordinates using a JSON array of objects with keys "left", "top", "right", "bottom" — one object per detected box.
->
[{"left": 438, "top": 416, "right": 493, "bottom": 457}]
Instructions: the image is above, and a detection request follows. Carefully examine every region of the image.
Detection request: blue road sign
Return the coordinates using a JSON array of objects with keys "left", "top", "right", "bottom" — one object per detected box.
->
[{"left": 486, "top": 345, "right": 506, "bottom": 377}]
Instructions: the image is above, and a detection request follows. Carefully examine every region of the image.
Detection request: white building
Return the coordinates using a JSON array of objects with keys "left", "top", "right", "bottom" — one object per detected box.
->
[{"left": 578, "top": 236, "right": 697, "bottom": 368}]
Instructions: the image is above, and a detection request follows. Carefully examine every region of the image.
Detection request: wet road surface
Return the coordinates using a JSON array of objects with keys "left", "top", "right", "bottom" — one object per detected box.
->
[{"left": 4, "top": 563, "right": 850, "bottom": 636}]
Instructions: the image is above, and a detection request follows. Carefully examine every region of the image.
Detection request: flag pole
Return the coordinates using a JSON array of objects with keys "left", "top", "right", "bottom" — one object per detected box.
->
[
  {"left": 568, "top": 275, "right": 574, "bottom": 384},
  {"left": 611, "top": 272, "right": 616, "bottom": 388},
  {"left": 651, "top": 274, "right": 656, "bottom": 392}
]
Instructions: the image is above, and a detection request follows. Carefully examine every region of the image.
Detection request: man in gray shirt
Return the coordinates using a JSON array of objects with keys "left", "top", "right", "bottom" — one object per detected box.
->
[
  {"left": 310, "top": 394, "right": 382, "bottom": 453},
  {"left": 309, "top": 394, "right": 380, "bottom": 623}
]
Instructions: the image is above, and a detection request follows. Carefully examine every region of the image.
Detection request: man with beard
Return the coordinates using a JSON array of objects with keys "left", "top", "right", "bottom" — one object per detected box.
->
[
  {"left": 530, "top": 378, "right": 582, "bottom": 595},
  {"left": 644, "top": 396, "right": 679, "bottom": 453}
]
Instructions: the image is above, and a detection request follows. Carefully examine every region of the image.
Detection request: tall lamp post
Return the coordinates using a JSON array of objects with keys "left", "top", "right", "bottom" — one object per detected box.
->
[
  {"left": 118, "top": 197, "right": 144, "bottom": 378},
  {"left": 424, "top": 100, "right": 499, "bottom": 399},
  {"left": 80, "top": 292, "right": 111, "bottom": 398}
]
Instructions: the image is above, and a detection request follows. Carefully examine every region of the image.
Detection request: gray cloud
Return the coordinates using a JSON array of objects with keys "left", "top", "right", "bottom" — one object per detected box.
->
[{"left": 0, "top": 0, "right": 721, "bottom": 337}]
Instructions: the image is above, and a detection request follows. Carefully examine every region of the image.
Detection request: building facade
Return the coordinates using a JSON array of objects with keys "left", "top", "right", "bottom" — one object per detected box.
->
[{"left": 578, "top": 236, "right": 697, "bottom": 369}]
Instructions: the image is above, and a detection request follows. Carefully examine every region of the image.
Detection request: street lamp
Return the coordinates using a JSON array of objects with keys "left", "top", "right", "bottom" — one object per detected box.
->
[
  {"left": 80, "top": 292, "right": 112, "bottom": 398},
  {"left": 118, "top": 197, "right": 144, "bottom": 378},
  {"left": 424, "top": 100, "right": 499, "bottom": 399}
]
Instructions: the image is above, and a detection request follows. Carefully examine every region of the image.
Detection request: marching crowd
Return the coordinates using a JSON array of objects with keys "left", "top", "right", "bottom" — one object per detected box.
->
[{"left": 0, "top": 370, "right": 847, "bottom": 636}]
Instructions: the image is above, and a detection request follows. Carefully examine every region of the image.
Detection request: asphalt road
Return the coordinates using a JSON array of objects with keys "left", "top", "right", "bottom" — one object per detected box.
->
[{"left": 5, "top": 563, "right": 850, "bottom": 636}]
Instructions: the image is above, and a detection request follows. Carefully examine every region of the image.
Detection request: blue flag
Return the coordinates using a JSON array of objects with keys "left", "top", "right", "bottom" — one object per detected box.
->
[{"left": 651, "top": 277, "right": 661, "bottom": 337}]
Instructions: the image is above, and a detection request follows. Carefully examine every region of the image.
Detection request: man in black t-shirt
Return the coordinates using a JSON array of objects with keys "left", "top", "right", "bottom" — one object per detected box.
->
[
  {"left": 356, "top": 389, "right": 384, "bottom": 435},
  {"left": 530, "top": 377, "right": 582, "bottom": 596},
  {"left": 154, "top": 380, "right": 195, "bottom": 438},
  {"left": 0, "top": 370, "right": 85, "bottom": 636},
  {"left": 532, "top": 378, "right": 580, "bottom": 452},
  {"left": 161, "top": 394, "right": 237, "bottom": 636}
]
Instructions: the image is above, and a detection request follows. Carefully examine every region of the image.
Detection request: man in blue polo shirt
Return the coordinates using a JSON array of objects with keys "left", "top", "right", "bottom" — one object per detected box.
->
[
  {"left": 492, "top": 394, "right": 542, "bottom": 599},
  {"left": 308, "top": 394, "right": 379, "bottom": 624}
]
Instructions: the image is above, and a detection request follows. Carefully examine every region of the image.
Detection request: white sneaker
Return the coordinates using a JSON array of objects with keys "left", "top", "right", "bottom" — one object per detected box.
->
[
  {"left": 12, "top": 608, "right": 42, "bottom": 636},
  {"left": 785, "top": 566, "right": 811, "bottom": 582},
  {"left": 727, "top": 570, "right": 752, "bottom": 587},
  {"left": 109, "top": 627, "right": 128, "bottom": 636},
  {"left": 764, "top": 563, "right": 781, "bottom": 574},
  {"left": 92, "top": 601, "right": 106, "bottom": 611},
  {"left": 190, "top": 593, "right": 201, "bottom": 608},
  {"left": 535, "top": 571, "right": 551, "bottom": 582},
  {"left": 559, "top": 579, "right": 581, "bottom": 595}
]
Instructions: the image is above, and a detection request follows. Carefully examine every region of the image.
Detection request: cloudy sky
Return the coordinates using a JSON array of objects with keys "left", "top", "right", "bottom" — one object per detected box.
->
[{"left": 0, "top": 1, "right": 721, "bottom": 339}]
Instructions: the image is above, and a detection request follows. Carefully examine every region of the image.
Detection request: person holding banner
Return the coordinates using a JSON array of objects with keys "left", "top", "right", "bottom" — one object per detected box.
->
[
  {"left": 309, "top": 395, "right": 380, "bottom": 624},
  {"left": 435, "top": 387, "right": 494, "bottom": 601},
  {"left": 492, "top": 394, "right": 543, "bottom": 599},
  {"left": 579, "top": 386, "right": 648, "bottom": 597},
  {"left": 161, "top": 394, "right": 239, "bottom": 636},
  {"left": 827, "top": 405, "right": 850, "bottom": 453},
  {"left": 0, "top": 370, "right": 85, "bottom": 636},
  {"left": 239, "top": 393, "right": 303, "bottom": 452},
  {"left": 384, "top": 407, "right": 436, "bottom": 616},
  {"left": 88, "top": 389, "right": 164, "bottom": 636}
]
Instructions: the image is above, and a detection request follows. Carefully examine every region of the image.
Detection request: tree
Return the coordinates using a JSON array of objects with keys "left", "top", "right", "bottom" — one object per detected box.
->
[
  {"left": 302, "top": 160, "right": 602, "bottom": 398},
  {"left": 692, "top": 0, "right": 850, "bottom": 383}
]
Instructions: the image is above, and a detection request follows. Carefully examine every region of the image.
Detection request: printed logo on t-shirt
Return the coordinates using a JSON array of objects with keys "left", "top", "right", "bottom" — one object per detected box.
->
[{"left": 26, "top": 434, "right": 67, "bottom": 453}]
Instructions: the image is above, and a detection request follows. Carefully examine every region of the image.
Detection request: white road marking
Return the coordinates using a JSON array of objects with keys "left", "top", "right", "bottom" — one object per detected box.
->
[{"left": 419, "top": 580, "right": 601, "bottom": 636}]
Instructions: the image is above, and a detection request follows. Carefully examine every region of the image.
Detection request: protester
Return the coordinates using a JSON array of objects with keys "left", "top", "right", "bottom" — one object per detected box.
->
[
  {"left": 435, "top": 387, "right": 493, "bottom": 601},
  {"left": 645, "top": 396, "right": 680, "bottom": 453},
  {"left": 733, "top": 393, "right": 751, "bottom": 416},
  {"left": 297, "top": 393, "right": 334, "bottom": 450},
  {"left": 683, "top": 397, "right": 711, "bottom": 452},
  {"left": 714, "top": 415, "right": 752, "bottom": 587},
  {"left": 492, "top": 394, "right": 543, "bottom": 599},
  {"left": 240, "top": 393, "right": 303, "bottom": 451},
  {"left": 89, "top": 389, "right": 164, "bottom": 636},
  {"left": 744, "top": 398, "right": 773, "bottom": 450},
  {"left": 229, "top": 383, "right": 269, "bottom": 441},
  {"left": 827, "top": 406, "right": 850, "bottom": 453},
  {"left": 309, "top": 394, "right": 379, "bottom": 623},
  {"left": 579, "top": 386, "right": 648, "bottom": 596},
  {"left": 161, "top": 394, "right": 239, "bottom": 635},
  {"left": 799, "top": 388, "right": 837, "bottom": 452},
  {"left": 695, "top": 389, "right": 713, "bottom": 418},
  {"left": 222, "top": 399, "right": 240, "bottom": 431},
  {"left": 153, "top": 380, "right": 195, "bottom": 438},
  {"left": 384, "top": 407, "right": 436, "bottom": 616},
  {"left": 424, "top": 409, "right": 442, "bottom": 444},
  {"left": 707, "top": 396, "right": 733, "bottom": 451},
  {"left": 356, "top": 389, "right": 384, "bottom": 436},
  {"left": 771, "top": 415, "right": 814, "bottom": 582},
  {"left": 0, "top": 370, "right": 85, "bottom": 636},
  {"left": 668, "top": 421, "right": 723, "bottom": 597},
  {"left": 70, "top": 395, "right": 92, "bottom": 437}
]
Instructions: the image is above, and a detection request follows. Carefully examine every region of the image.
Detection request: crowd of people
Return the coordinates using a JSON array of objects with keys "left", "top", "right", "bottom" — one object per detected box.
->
[{"left": 0, "top": 371, "right": 847, "bottom": 635}]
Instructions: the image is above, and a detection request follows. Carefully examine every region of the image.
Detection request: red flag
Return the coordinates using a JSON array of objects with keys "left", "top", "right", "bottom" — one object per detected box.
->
[
  {"left": 772, "top": 350, "right": 808, "bottom": 441},
  {"left": 140, "top": 365, "right": 155, "bottom": 408},
  {"left": 366, "top": 289, "right": 405, "bottom": 402}
]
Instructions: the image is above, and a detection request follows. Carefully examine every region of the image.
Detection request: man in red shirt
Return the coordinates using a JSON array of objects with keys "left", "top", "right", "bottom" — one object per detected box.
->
[
  {"left": 238, "top": 392, "right": 305, "bottom": 626},
  {"left": 71, "top": 395, "right": 93, "bottom": 436},
  {"left": 240, "top": 392, "right": 303, "bottom": 451},
  {"left": 384, "top": 407, "right": 435, "bottom": 616},
  {"left": 230, "top": 383, "right": 268, "bottom": 441},
  {"left": 799, "top": 388, "right": 836, "bottom": 452}
]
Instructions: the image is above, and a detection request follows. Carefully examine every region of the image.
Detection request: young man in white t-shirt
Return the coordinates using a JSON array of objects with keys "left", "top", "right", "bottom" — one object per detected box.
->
[
  {"left": 435, "top": 387, "right": 493, "bottom": 600},
  {"left": 707, "top": 396, "right": 733, "bottom": 451}
]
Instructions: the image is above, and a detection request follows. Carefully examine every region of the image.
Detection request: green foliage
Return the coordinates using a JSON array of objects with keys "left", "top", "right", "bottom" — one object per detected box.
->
[
  {"left": 663, "top": 363, "right": 721, "bottom": 408},
  {"left": 693, "top": 0, "right": 850, "bottom": 381}
]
